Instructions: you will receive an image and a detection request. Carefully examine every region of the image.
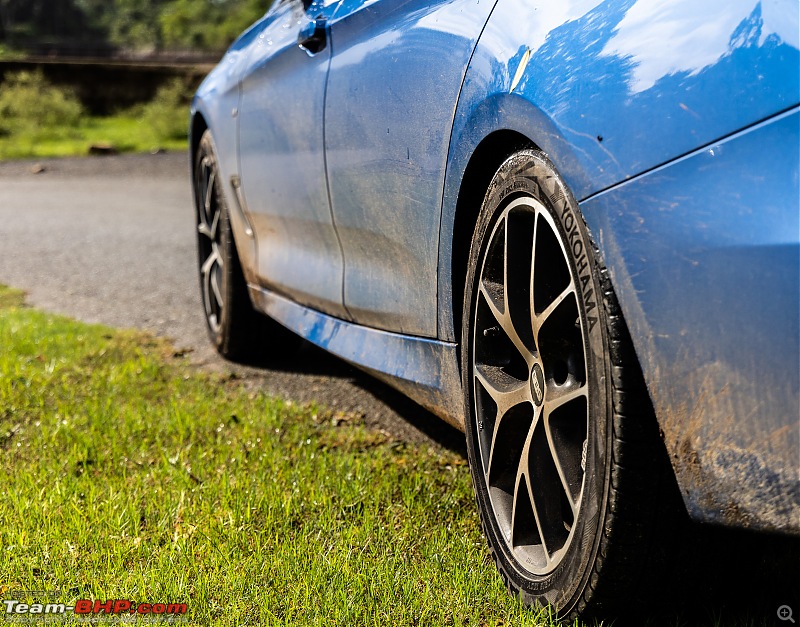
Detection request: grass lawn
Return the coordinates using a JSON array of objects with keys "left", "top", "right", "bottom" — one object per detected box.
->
[
  {"left": 0, "top": 72, "right": 189, "bottom": 160},
  {"left": 0, "top": 285, "right": 575, "bottom": 626},
  {"left": 0, "top": 115, "right": 187, "bottom": 160}
]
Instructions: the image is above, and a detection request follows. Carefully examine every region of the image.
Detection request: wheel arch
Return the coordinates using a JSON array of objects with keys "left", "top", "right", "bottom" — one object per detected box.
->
[
  {"left": 189, "top": 109, "right": 209, "bottom": 184},
  {"left": 447, "top": 129, "right": 537, "bottom": 367},
  {"left": 189, "top": 92, "right": 259, "bottom": 284},
  {"left": 438, "top": 90, "right": 593, "bottom": 345}
]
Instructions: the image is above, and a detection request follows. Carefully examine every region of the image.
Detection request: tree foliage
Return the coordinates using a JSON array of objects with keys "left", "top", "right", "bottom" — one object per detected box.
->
[
  {"left": 0, "top": 0, "right": 271, "bottom": 52},
  {"left": 160, "top": 0, "right": 266, "bottom": 50},
  {"left": 1, "top": 0, "right": 105, "bottom": 45}
]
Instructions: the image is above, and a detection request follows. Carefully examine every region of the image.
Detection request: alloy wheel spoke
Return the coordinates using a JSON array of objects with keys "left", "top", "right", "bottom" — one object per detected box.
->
[
  {"left": 479, "top": 280, "right": 533, "bottom": 366},
  {"left": 201, "top": 247, "right": 219, "bottom": 277},
  {"left": 528, "top": 211, "right": 540, "bottom": 335},
  {"left": 203, "top": 168, "right": 216, "bottom": 224},
  {"left": 198, "top": 160, "right": 209, "bottom": 205},
  {"left": 201, "top": 266, "right": 215, "bottom": 321},
  {"left": 534, "top": 282, "right": 576, "bottom": 336},
  {"left": 503, "top": 213, "right": 538, "bottom": 362},
  {"left": 475, "top": 364, "right": 531, "bottom": 417},
  {"left": 543, "top": 411, "right": 579, "bottom": 518},
  {"left": 477, "top": 364, "right": 533, "bottom": 482},
  {"left": 199, "top": 162, "right": 220, "bottom": 237},
  {"left": 202, "top": 245, "right": 224, "bottom": 305},
  {"left": 198, "top": 206, "right": 220, "bottom": 240},
  {"left": 544, "top": 383, "right": 587, "bottom": 414},
  {"left": 211, "top": 265, "right": 223, "bottom": 309},
  {"left": 511, "top": 427, "right": 551, "bottom": 560}
]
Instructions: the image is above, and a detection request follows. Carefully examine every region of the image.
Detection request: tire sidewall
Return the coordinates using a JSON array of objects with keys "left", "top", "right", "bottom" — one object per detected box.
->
[{"left": 461, "top": 150, "right": 611, "bottom": 616}]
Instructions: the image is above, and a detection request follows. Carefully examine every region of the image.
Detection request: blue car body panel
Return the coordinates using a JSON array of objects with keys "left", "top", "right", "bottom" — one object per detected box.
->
[
  {"left": 191, "top": 21, "right": 265, "bottom": 276},
  {"left": 449, "top": 0, "right": 799, "bottom": 203},
  {"left": 439, "top": 0, "right": 799, "bottom": 339},
  {"left": 324, "top": 0, "right": 496, "bottom": 337},
  {"left": 435, "top": 0, "right": 800, "bottom": 531},
  {"left": 237, "top": 0, "right": 350, "bottom": 319},
  {"left": 192, "top": 0, "right": 800, "bottom": 533},
  {"left": 581, "top": 109, "right": 799, "bottom": 532}
]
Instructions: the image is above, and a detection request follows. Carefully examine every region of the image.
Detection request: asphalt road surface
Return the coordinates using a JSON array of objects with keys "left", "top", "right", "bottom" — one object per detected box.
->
[{"left": 0, "top": 152, "right": 463, "bottom": 451}]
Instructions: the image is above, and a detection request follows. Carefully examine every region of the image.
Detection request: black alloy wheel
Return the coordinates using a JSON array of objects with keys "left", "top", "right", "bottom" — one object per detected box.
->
[
  {"left": 196, "top": 136, "right": 225, "bottom": 338},
  {"left": 462, "top": 150, "right": 670, "bottom": 621}
]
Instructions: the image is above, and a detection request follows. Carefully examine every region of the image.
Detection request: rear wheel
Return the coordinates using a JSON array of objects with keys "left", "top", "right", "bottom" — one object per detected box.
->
[
  {"left": 194, "top": 130, "right": 299, "bottom": 362},
  {"left": 462, "top": 150, "right": 668, "bottom": 620}
]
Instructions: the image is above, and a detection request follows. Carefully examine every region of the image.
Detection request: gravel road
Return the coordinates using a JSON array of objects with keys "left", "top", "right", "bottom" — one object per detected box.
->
[{"left": 0, "top": 152, "right": 463, "bottom": 451}]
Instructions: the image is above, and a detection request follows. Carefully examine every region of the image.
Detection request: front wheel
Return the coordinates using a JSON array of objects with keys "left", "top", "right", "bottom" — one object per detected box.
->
[{"left": 462, "top": 150, "right": 669, "bottom": 621}]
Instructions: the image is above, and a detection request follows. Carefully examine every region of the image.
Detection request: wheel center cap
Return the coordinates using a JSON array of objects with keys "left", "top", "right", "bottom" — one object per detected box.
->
[{"left": 530, "top": 363, "right": 545, "bottom": 406}]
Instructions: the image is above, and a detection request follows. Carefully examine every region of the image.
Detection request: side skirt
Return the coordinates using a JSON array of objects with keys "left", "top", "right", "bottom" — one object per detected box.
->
[{"left": 248, "top": 285, "right": 465, "bottom": 431}]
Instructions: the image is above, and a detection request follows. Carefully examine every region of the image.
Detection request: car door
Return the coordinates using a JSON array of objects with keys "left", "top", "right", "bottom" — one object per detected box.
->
[
  {"left": 238, "top": 0, "right": 348, "bottom": 319},
  {"left": 324, "top": 0, "right": 498, "bottom": 337}
]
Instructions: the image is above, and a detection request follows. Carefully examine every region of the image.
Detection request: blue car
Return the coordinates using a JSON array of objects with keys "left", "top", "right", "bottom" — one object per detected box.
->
[{"left": 190, "top": 0, "right": 799, "bottom": 619}]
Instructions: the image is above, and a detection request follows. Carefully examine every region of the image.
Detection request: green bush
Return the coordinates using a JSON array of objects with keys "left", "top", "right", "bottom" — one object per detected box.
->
[
  {"left": 0, "top": 71, "right": 84, "bottom": 135},
  {"left": 0, "top": 44, "right": 24, "bottom": 60},
  {"left": 139, "top": 78, "right": 191, "bottom": 143},
  {"left": 0, "top": 71, "right": 191, "bottom": 159}
]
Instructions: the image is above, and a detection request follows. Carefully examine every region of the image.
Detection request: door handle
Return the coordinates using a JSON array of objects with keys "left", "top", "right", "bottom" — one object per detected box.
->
[{"left": 298, "top": 16, "right": 327, "bottom": 55}]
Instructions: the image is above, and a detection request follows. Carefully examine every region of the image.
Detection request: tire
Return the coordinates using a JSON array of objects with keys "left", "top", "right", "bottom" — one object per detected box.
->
[
  {"left": 194, "top": 130, "right": 300, "bottom": 362},
  {"left": 461, "top": 150, "right": 669, "bottom": 621}
]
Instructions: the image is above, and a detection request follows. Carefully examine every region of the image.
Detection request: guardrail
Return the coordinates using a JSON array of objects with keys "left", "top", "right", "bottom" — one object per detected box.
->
[{"left": 3, "top": 43, "right": 224, "bottom": 65}]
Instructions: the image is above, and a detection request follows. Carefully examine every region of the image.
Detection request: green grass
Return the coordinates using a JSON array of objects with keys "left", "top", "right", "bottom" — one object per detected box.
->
[
  {"left": 0, "top": 285, "right": 579, "bottom": 626},
  {"left": 0, "top": 71, "right": 189, "bottom": 160},
  {"left": 0, "top": 114, "right": 187, "bottom": 160}
]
